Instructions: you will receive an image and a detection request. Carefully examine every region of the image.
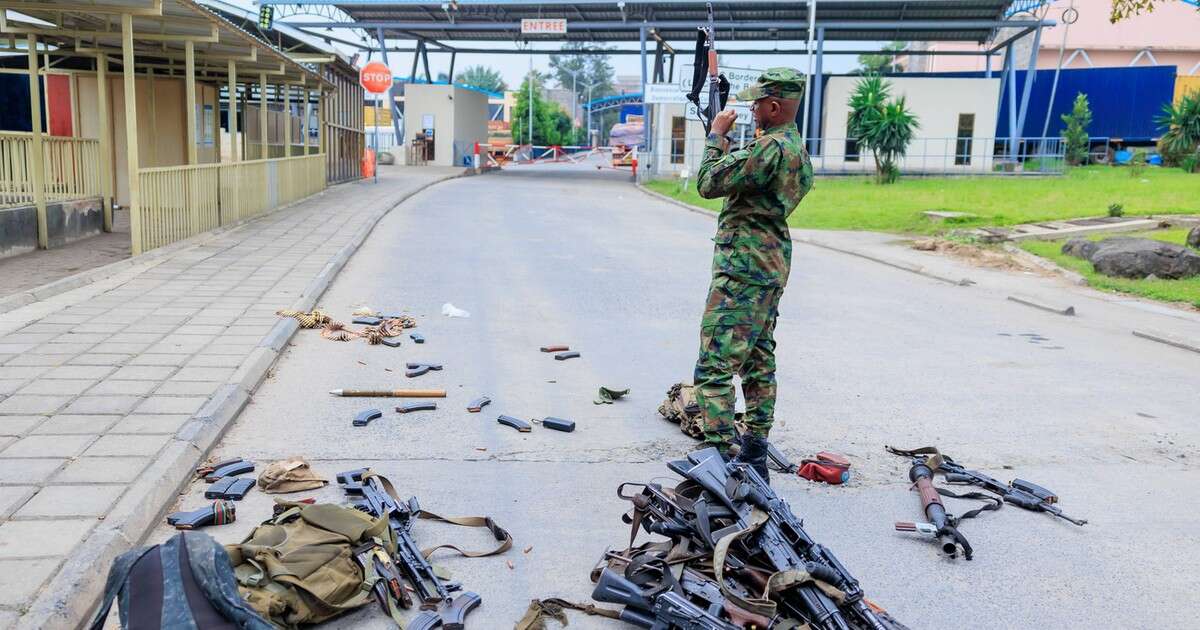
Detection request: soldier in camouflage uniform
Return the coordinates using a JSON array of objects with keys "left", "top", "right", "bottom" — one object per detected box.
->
[{"left": 692, "top": 68, "right": 814, "bottom": 481}]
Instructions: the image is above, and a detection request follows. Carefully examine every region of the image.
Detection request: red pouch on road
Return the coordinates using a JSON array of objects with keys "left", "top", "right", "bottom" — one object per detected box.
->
[{"left": 798, "top": 451, "right": 851, "bottom": 485}]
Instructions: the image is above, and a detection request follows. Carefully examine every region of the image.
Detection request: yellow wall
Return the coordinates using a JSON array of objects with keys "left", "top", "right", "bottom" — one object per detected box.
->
[
  {"left": 1177, "top": 75, "right": 1200, "bottom": 103},
  {"left": 76, "top": 74, "right": 219, "bottom": 206}
]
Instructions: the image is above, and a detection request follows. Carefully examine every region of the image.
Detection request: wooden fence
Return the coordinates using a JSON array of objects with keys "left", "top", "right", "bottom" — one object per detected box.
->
[
  {"left": 0, "top": 132, "right": 102, "bottom": 209},
  {"left": 136, "top": 153, "right": 325, "bottom": 254}
]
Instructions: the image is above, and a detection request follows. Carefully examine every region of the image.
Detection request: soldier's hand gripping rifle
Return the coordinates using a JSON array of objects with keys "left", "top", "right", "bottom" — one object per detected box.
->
[
  {"left": 338, "top": 469, "right": 483, "bottom": 629},
  {"left": 687, "top": 2, "right": 730, "bottom": 134},
  {"left": 672, "top": 449, "right": 888, "bottom": 630}
]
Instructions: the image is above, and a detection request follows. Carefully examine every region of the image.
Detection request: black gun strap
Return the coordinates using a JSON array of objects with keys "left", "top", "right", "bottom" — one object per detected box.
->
[
  {"left": 935, "top": 487, "right": 1003, "bottom": 524},
  {"left": 688, "top": 28, "right": 708, "bottom": 105}
]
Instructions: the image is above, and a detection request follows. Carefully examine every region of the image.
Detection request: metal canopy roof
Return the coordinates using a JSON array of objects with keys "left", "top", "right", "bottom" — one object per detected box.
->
[
  {"left": 269, "top": 0, "right": 1020, "bottom": 44},
  {"left": 1, "top": 0, "right": 329, "bottom": 87}
]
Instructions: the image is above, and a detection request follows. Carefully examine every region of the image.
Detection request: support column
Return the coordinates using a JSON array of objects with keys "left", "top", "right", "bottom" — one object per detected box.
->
[
  {"left": 259, "top": 72, "right": 268, "bottom": 159},
  {"left": 227, "top": 60, "right": 238, "bottom": 162},
  {"left": 985, "top": 54, "right": 993, "bottom": 79},
  {"left": 303, "top": 85, "right": 311, "bottom": 156},
  {"left": 448, "top": 51, "right": 457, "bottom": 83},
  {"left": 27, "top": 34, "right": 48, "bottom": 249},
  {"left": 377, "top": 28, "right": 403, "bottom": 150},
  {"left": 146, "top": 67, "right": 156, "bottom": 165},
  {"left": 653, "top": 40, "right": 664, "bottom": 83},
  {"left": 801, "top": 0, "right": 817, "bottom": 145},
  {"left": 1014, "top": 25, "right": 1043, "bottom": 159},
  {"left": 283, "top": 83, "right": 292, "bottom": 157},
  {"left": 639, "top": 25, "right": 651, "bottom": 176},
  {"left": 421, "top": 44, "right": 432, "bottom": 83},
  {"left": 96, "top": 53, "right": 114, "bottom": 231},
  {"left": 808, "top": 27, "right": 825, "bottom": 156},
  {"left": 185, "top": 40, "right": 197, "bottom": 164},
  {"left": 121, "top": 14, "right": 143, "bottom": 254}
]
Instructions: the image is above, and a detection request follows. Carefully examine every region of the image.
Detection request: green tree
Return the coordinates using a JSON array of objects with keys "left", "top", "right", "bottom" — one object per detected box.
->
[
  {"left": 454, "top": 65, "right": 507, "bottom": 93},
  {"left": 856, "top": 41, "right": 906, "bottom": 74},
  {"left": 511, "top": 71, "right": 578, "bottom": 146},
  {"left": 1156, "top": 92, "right": 1200, "bottom": 172},
  {"left": 549, "top": 43, "right": 616, "bottom": 113},
  {"left": 1060, "top": 92, "right": 1092, "bottom": 166},
  {"left": 847, "top": 74, "right": 920, "bottom": 184}
]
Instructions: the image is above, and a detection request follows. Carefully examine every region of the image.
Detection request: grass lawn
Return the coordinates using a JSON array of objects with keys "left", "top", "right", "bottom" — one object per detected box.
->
[
  {"left": 1020, "top": 228, "right": 1200, "bottom": 309},
  {"left": 645, "top": 166, "right": 1200, "bottom": 234}
]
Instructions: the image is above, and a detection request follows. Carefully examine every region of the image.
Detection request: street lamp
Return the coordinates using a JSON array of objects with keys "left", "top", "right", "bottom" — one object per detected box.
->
[
  {"left": 561, "top": 66, "right": 585, "bottom": 128},
  {"left": 582, "top": 80, "right": 601, "bottom": 147}
]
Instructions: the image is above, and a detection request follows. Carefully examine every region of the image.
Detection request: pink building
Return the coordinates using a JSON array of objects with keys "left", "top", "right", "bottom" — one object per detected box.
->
[{"left": 906, "top": 1, "right": 1200, "bottom": 76}]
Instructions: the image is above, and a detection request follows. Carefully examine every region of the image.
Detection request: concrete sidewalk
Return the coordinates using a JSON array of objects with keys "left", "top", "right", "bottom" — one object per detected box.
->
[{"left": 0, "top": 165, "right": 465, "bottom": 629}]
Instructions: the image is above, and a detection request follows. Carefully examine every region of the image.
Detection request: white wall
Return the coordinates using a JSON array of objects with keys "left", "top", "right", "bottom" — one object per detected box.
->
[
  {"left": 820, "top": 76, "right": 1001, "bottom": 173},
  {"left": 403, "top": 84, "right": 489, "bottom": 167}
]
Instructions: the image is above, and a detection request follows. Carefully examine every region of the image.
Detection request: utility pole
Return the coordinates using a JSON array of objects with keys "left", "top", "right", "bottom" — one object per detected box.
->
[{"left": 528, "top": 54, "right": 534, "bottom": 148}]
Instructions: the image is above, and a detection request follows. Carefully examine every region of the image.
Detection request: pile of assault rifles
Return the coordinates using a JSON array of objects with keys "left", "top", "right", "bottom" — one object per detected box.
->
[{"left": 589, "top": 447, "right": 909, "bottom": 630}]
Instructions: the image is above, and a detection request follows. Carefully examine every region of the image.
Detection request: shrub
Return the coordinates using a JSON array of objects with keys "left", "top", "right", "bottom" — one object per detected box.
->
[
  {"left": 1108, "top": 203, "right": 1125, "bottom": 218},
  {"left": 1129, "top": 150, "right": 1147, "bottom": 177},
  {"left": 1061, "top": 93, "right": 1092, "bottom": 166}
]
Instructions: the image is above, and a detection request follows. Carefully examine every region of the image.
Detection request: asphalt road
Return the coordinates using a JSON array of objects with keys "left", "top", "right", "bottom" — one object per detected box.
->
[{"left": 156, "top": 162, "right": 1200, "bottom": 630}]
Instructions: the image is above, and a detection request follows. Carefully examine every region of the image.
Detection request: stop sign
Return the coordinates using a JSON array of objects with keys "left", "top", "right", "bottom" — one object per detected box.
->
[{"left": 360, "top": 61, "right": 392, "bottom": 94}]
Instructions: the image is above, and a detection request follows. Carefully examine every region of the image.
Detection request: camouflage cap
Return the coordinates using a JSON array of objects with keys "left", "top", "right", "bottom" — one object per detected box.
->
[{"left": 735, "top": 67, "right": 806, "bottom": 101}]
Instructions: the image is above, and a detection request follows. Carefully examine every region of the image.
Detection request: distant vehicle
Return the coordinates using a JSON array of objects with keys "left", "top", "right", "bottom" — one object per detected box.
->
[{"left": 609, "top": 115, "right": 644, "bottom": 167}]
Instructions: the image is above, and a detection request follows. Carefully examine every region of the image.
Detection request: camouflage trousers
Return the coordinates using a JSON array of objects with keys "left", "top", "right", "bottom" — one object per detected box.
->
[{"left": 693, "top": 274, "right": 783, "bottom": 451}]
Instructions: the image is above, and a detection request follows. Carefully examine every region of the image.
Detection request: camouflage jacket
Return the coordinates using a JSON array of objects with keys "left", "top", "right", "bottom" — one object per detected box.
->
[{"left": 696, "top": 122, "right": 813, "bottom": 287}]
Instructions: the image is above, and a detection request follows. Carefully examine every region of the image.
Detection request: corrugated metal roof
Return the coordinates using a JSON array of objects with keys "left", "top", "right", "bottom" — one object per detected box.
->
[{"left": 268, "top": 1, "right": 1019, "bottom": 44}]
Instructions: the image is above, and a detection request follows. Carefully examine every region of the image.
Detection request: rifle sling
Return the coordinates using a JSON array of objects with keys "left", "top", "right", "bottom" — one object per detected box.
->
[
  {"left": 363, "top": 471, "right": 513, "bottom": 559},
  {"left": 887, "top": 446, "right": 1004, "bottom": 521},
  {"left": 515, "top": 598, "right": 622, "bottom": 630}
]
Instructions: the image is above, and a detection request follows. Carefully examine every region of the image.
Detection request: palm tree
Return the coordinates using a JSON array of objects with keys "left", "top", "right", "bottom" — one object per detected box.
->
[
  {"left": 1155, "top": 93, "right": 1200, "bottom": 172},
  {"left": 847, "top": 75, "right": 920, "bottom": 184}
]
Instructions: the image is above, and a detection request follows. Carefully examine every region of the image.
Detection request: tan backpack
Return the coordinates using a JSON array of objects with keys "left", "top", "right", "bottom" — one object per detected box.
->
[
  {"left": 657, "top": 383, "right": 704, "bottom": 439},
  {"left": 225, "top": 502, "right": 390, "bottom": 628}
]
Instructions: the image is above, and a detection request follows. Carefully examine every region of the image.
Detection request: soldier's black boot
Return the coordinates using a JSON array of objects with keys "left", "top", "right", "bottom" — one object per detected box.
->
[{"left": 733, "top": 435, "right": 771, "bottom": 484}]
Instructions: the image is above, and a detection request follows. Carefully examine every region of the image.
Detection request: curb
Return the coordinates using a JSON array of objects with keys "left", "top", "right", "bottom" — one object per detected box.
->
[
  {"left": 636, "top": 183, "right": 974, "bottom": 287},
  {"left": 1132, "top": 329, "right": 1200, "bottom": 355},
  {"left": 17, "top": 170, "right": 468, "bottom": 630},
  {"left": 1007, "top": 294, "right": 1076, "bottom": 316}
]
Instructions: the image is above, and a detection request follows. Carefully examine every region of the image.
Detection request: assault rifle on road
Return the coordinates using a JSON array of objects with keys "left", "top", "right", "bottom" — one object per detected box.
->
[
  {"left": 886, "top": 446, "right": 1087, "bottom": 527},
  {"left": 338, "top": 469, "right": 482, "bottom": 629}
]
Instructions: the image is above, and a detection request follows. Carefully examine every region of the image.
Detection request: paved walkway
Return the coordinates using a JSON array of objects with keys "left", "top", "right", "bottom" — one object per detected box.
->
[
  {"left": 0, "top": 165, "right": 464, "bottom": 629},
  {"left": 0, "top": 211, "right": 131, "bottom": 300}
]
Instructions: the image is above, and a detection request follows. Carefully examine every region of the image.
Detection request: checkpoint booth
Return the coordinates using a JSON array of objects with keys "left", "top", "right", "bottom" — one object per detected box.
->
[{"left": 400, "top": 83, "right": 489, "bottom": 167}]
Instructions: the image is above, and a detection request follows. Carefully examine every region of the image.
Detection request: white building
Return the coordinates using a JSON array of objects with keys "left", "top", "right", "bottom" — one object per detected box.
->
[
  {"left": 401, "top": 84, "right": 489, "bottom": 167},
  {"left": 644, "top": 75, "right": 1002, "bottom": 176}
]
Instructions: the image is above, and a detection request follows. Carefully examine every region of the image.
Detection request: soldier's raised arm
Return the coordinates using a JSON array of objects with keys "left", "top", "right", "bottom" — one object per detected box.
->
[{"left": 696, "top": 132, "right": 782, "bottom": 199}]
